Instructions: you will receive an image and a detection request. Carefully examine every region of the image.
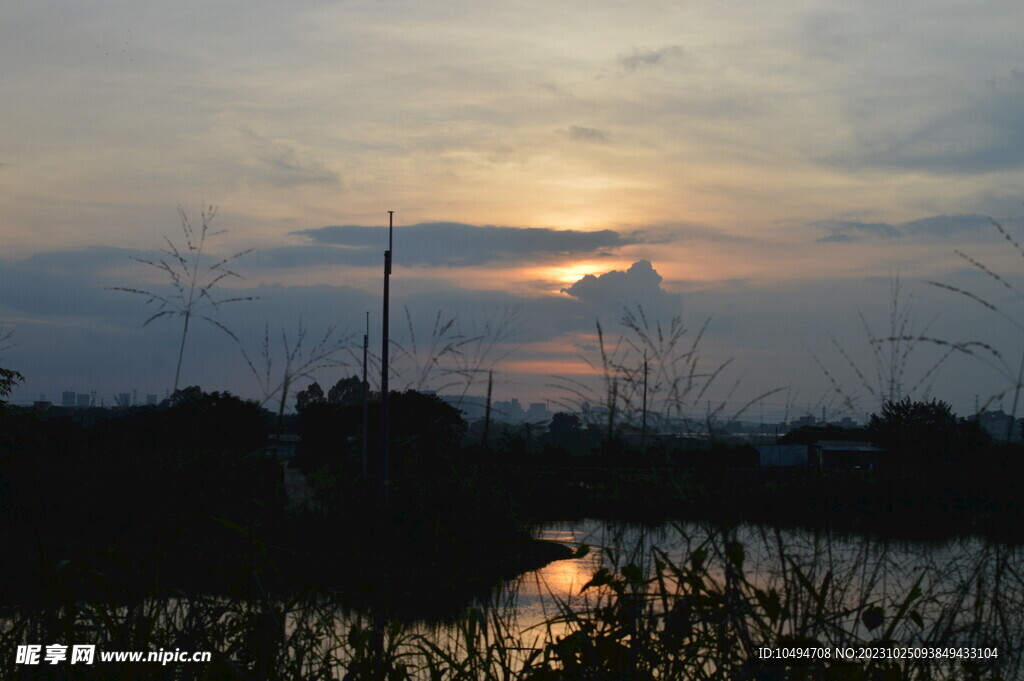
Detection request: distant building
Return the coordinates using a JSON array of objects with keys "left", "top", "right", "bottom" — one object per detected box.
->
[
  {"left": 789, "top": 415, "right": 818, "bottom": 429},
  {"left": 527, "top": 402, "right": 549, "bottom": 422},
  {"left": 146, "top": 394, "right": 159, "bottom": 406},
  {"left": 758, "top": 440, "right": 881, "bottom": 470},
  {"left": 62, "top": 391, "right": 76, "bottom": 408},
  {"left": 757, "top": 444, "right": 808, "bottom": 467},
  {"left": 813, "top": 441, "right": 883, "bottom": 471},
  {"left": 721, "top": 420, "right": 745, "bottom": 434},
  {"left": 118, "top": 392, "right": 132, "bottom": 408},
  {"left": 76, "top": 393, "right": 91, "bottom": 408},
  {"left": 492, "top": 398, "right": 525, "bottom": 423}
]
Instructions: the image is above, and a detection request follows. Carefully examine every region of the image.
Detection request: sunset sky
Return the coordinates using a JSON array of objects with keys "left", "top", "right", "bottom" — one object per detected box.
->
[{"left": 3, "top": 0, "right": 1024, "bottom": 421}]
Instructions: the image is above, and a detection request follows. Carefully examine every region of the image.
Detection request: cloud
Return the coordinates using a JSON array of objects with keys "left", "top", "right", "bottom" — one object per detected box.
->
[
  {"left": 20, "top": 246, "right": 143, "bottom": 272},
  {"left": 0, "top": 250, "right": 142, "bottom": 319},
  {"left": 653, "top": 222, "right": 749, "bottom": 244},
  {"left": 239, "top": 129, "right": 340, "bottom": 188},
  {"left": 617, "top": 45, "right": 684, "bottom": 72},
  {"left": 812, "top": 220, "right": 901, "bottom": 243},
  {"left": 566, "top": 125, "right": 609, "bottom": 143},
  {"left": 288, "top": 222, "right": 657, "bottom": 267},
  {"left": 813, "top": 213, "right": 1019, "bottom": 243},
  {"left": 560, "top": 260, "right": 681, "bottom": 318},
  {"left": 816, "top": 233, "right": 858, "bottom": 244},
  {"left": 900, "top": 214, "right": 994, "bottom": 236},
  {"left": 831, "top": 70, "right": 1024, "bottom": 174}
]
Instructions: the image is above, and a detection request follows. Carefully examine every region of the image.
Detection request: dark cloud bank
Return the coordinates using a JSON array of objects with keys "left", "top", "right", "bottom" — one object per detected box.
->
[
  {"left": 281, "top": 222, "right": 663, "bottom": 268},
  {"left": 813, "top": 213, "right": 1024, "bottom": 243}
]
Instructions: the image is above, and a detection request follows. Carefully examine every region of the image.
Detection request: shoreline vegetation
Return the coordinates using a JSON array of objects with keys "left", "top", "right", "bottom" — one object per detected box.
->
[{"left": 1, "top": 388, "right": 1022, "bottom": 679}]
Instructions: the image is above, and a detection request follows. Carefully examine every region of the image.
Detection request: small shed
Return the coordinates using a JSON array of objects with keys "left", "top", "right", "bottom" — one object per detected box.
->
[
  {"left": 757, "top": 444, "right": 809, "bottom": 467},
  {"left": 813, "top": 440, "right": 882, "bottom": 471}
]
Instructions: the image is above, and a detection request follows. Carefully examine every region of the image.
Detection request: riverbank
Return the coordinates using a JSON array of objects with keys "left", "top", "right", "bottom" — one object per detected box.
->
[{"left": 499, "top": 459, "right": 1024, "bottom": 544}]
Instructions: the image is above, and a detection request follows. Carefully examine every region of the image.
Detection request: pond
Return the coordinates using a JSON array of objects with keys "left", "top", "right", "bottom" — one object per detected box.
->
[
  {"left": 4, "top": 519, "right": 1020, "bottom": 680},
  {"left": 511, "top": 519, "right": 1021, "bottom": 678}
]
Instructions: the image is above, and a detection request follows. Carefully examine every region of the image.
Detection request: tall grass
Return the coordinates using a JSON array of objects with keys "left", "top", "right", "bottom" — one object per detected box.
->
[
  {"left": 910, "top": 218, "right": 1024, "bottom": 436},
  {"left": 3, "top": 523, "right": 1017, "bottom": 680},
  {"left": 808, "top": 274, "right": 955, "bottom": 422},
  {"left": 240, "top": 319, "right": 354, "bottom": 429},
  {"left": 110, "top": 205, "right": 257, "bottom": 392},
  {"left": 551, "top": 304, "right": 781, "bottom": 442},
  {"left": 388, "top": 305, "right": 524, "bottom": 398}
]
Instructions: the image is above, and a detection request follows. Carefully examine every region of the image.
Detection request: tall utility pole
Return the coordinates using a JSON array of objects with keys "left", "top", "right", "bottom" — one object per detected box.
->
[
  {"left": 607, "top": 378, "right": 617, "bottom": 444},
  {"left": 361, "top": 310, "right": 369, "bottom": 480},
  {"left": 482, "top": 370, "right": 493, "bottom": 449},
  {"left": 641, "top": 352, "right": 649, "bottom": 451},
  {"left": 380, "top": 211, "right": 394, "bottom": 506}
]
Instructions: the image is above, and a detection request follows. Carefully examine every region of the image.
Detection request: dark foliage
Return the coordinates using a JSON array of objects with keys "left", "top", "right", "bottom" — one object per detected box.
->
[
  {"left": 0, "top": 387, "right": 284, "bottom": 600},
  {"left": 294, "top": 389, "right": 466, "bottom": 478},
  {"left": 0, "top": 365, "right": 23, "bottom": 403},
  {"left": 868, "top": 397, "right": 991, "bottom": 477},
  {"left": 327, "top": 375, "right": 364, "bottom": 405},
  {"left": 294, "top": 380, "right": 324, "bottom": 411},
  {"left": 537, "top": 412, "right": 602, "bottom": 457},
  {"left": 868, "top": 396, "right": 957, "bottom": 439}
]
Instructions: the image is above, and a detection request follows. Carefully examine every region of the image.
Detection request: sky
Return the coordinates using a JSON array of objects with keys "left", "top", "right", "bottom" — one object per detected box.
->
[{"left": 3, "top": 0, "right": 1024, "bottom": 422}]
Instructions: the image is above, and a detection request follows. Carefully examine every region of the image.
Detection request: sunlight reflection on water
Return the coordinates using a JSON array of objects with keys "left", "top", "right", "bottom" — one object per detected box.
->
[
  {"left": 514, "top": 519, "right": 1022, "bottom": 645},
  {"left": 514, "top": 524, "right": 605, "bottom": 629}
]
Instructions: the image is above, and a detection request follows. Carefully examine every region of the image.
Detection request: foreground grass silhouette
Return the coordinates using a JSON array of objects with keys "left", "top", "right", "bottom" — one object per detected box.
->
[{"left": 2, "top": 522, "right": 1019, "bottom": 681}]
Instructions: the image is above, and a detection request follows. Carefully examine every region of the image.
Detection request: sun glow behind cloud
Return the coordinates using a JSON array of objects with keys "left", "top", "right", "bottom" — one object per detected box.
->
[{"left": 530, "top": 260, "right": 634, "bottom": 290}]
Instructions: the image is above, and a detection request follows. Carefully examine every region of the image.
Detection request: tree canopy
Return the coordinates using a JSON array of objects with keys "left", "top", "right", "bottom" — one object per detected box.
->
[
  {"left": 868, "top": 397, "right": 957, "bottom": 434},
  {"left": 868, "top": 397, "right": 990, "bottom": 477},
  {"left": 0, "top": 365, "right": 24, "bottom": 402}
]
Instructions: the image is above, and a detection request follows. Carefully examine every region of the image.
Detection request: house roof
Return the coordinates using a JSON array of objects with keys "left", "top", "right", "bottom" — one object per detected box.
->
[{"left": 815, "top": 440, "right": 883, "bottom": 452}]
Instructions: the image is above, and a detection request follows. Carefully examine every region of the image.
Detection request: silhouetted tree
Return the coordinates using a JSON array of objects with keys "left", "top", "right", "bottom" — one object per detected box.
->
[
  {"left": 295, "top": 381, "right": 325, "bottom": 412},
  {"left": 869, "top": 397, "right": 956, "bottom": 443},
  {"left": 0, "top": 366, "right": 23, "bottom": 404},
  {"left": 159, "top": 386, "right": 269, "bottom": 455},
  {"left": 295, "top": 390, "right": 466, "bottom": 482},
  {"left": 868, "top": 397, "right": 989, "bottom": 476},
  {"left": 548, "top": 412, "right": 582, "bottom": 439},
  {"left": 327, "top": 375, "right": 363, "bottom": 405},
  {"left": 540, "top": 412, "right": 590, "bottom": 456},
  {"left": 1, "top": 328, "right": 22, "bottom": 405}
]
